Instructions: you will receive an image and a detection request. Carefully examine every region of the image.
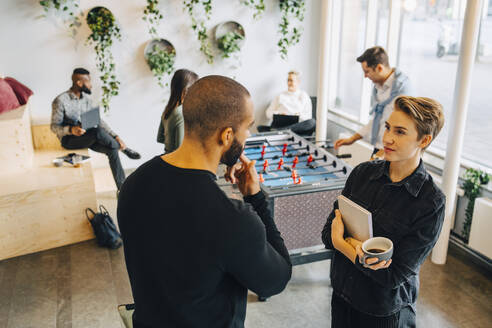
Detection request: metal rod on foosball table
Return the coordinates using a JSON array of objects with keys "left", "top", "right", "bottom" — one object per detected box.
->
[
  {"left": 254, "top": 154, "right": 316, "bottom": 168},
  {"left": 251, "top": 150, "right": 317, "bottom": 162},
  {"left": 299, "top": 167, "right": 347, "bottom": 176},
  {"left": 280, "top": 155, "right": 330, "bottom": 170},
  {"left": 249, "top": 146, "right": 310, "bottom": 158},
  {"left": 294, "top": 160, "right": 337, "bottom": 170},
  {"left": 246, "top": 141, "right": 304, "bottom": 154},
  {"left": 304, "top": 136, "right": 331, "bottom": 141},
  {"left": 244, "top": 136, "right": 295, "bottom": 149},
  {"left": 262, "top": 166, "right": 347, "bottom": 181},
  {"left": 269, "top": 173, "right": 347, "bottom": 190}
]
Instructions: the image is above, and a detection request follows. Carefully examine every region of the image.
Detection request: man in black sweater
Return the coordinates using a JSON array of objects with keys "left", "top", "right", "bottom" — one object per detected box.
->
[{"left": 117, "top": 75, "right": 292, "bottom": 328}]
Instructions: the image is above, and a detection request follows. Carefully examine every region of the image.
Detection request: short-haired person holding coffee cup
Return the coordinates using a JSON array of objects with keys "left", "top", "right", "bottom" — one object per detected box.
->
[{"left": 322, "top": 96, "right": 445, "bottom": 327}]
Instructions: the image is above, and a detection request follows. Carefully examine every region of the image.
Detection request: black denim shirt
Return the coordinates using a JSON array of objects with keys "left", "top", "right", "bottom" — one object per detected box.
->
[{"left": 322, "top": 159, "right": 445, "bottom": 316}]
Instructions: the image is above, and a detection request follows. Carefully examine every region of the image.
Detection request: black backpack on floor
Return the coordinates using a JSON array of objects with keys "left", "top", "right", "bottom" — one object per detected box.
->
[{"left": 86, "top": 205, "right": 123, "bottom": 249}]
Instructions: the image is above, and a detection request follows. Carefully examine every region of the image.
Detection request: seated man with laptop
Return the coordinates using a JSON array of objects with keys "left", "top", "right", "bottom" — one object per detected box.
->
[
  {"left": 51, "top": 68, "right": 141, "bottom": 190},
  {"left": 257, "top": 70, "right": 315, "bottom": 135}
]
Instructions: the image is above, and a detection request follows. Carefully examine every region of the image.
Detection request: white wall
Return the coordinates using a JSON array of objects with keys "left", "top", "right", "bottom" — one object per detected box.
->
[{"left": 0, "top": 0, "right": 321, "bottom": 169}]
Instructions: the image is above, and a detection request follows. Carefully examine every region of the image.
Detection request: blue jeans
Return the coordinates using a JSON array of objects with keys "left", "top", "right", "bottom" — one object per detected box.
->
[{"left": 61, "top": 127, "right": 125, "bottom": 189}]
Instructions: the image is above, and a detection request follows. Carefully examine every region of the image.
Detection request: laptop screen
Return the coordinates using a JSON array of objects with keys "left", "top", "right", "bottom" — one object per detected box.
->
[
  {"left": 80, "top": 107, "right": 100, "bottom": 130},
  {"left": 271, "top": 114, "right": 299, "bottom": 128}
]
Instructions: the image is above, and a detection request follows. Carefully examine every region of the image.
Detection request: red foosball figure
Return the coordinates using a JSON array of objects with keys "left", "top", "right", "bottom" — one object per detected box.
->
[
  {"left": 259, "top": 173, "right": 265, "bottom": 183},
  {"left": 307, "top": 154, "right": 314, "bottom": 165},
  {"left": 292, "top": 156, "right": 299, "bottom": 168},
  {"left": 277, "top": 158, "right": 284, "bottom": 170},
  {"left": 282, "top": 143, "right": 288, "bottom": 156},
  {"left": 262, "top": 160, "right": 269, "bottom": 173},
  {"left": 296, "top": 176, "right": 302, "bottom": 185}
]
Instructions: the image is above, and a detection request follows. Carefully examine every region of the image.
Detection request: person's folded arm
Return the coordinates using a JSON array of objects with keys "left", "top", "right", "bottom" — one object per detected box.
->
[
  {"left": 225, "top": 192, "right": 292, "bottom": 297},
  {"left": 50, "top": 98, "right": 71, "bottom": 137},
  {"left": 353, "top": 204, "right": 445, "bottom": 289}
]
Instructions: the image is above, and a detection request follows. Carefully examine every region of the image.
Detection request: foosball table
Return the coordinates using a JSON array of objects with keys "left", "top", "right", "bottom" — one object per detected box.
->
[{"left": 217, "top": 130, "right": 352, "bottom": 266}]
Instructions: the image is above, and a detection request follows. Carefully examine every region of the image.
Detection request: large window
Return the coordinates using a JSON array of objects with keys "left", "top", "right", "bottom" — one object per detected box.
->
[
  {"left": 376, "top": 0, "right": 390, "bottom": 48},
  {"left": 328, "top": 0, "right": 492, "bottom": 170},
  {"left": 335, "top": 0, "right": 368, "bottom": 118},
  {"left": 397, "top": 0, "right": 462, "bottom": 153},
  {"left": 465, "top": 2, "right": 492, "bottom": 168}
]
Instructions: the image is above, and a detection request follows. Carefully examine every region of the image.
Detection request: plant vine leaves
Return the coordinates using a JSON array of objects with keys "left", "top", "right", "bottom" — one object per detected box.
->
[
  {"left": 239, "top": 0, "right": 265, "bottom": 19},
  {"left": 39, "top": 0, "right": 82, "bottom": 36},
  {"left": 143, "top": 0, "right": 163, "bottom": 38},
  {"left": 461, "top": 168, "right": 491, "bottom": 242},
  {"left": 86, "top": 7, "right": 121, "bottom": 112},
  {"left": 147, "top": 45, "right": 176, "bottom": 88},
  {"left": 183, "top": 0, "right": 214, "bottom": 64},
  {"left": 218, "top": 31, "right": 244, "bottom": 59},
  {"left": 277, "top": 0, "right": 305, "bottom": 60}
]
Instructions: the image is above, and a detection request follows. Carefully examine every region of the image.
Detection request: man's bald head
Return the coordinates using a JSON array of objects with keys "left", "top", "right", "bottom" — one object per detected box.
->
[{"left": 183, "top": 75, "right": 252, "bottom": 140}]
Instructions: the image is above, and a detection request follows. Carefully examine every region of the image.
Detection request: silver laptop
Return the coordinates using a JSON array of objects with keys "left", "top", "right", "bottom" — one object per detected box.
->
[{"left": 80, "top": 107, "right": 100, "bottom": 130}]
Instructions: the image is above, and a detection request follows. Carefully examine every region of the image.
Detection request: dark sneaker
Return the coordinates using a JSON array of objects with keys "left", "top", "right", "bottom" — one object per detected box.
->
[{"left": 122, "top": 148, "right": 141, "bottom": 160}]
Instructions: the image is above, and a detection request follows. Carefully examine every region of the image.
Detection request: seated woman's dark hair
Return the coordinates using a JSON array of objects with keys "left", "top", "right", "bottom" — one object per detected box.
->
[{"left": 163, "top": 69, "right": 199, "bottom": 120}]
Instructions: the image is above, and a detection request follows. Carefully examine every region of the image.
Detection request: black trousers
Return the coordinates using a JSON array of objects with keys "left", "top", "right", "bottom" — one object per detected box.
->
[
  {"left": 257, "top": 118, "right": 316, "bottom": 136},
  {"left": 331, "top": 294, "right": 416, "bottom": 328},
  {"left": 61, "top": 127, "right": 125, "bottom": 189}
]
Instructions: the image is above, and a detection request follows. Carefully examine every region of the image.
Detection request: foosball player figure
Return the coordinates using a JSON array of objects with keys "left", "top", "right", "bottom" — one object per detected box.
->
[
  {"left": 277, "top": 158, "right": 284, "bottom": 170},
  {"left": 262, "top": 160, "right": 269, "bottom": 174},
  {"left": 282, "top": 143, "right": 288, "bottom": 156},
  {"left": 291, "top": 169, "right": 297, "bottom": 184},
  {"left": 292, "top": 156, "right": 299, "bottom": 169}
]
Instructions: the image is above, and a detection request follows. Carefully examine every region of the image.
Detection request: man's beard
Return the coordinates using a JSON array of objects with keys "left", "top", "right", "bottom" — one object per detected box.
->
[
  {"left": 220, "top": 137, "right": 244, "bottom": 167},
  {"left": 81, "top": 85, "right": 92, "bottom": 95}
]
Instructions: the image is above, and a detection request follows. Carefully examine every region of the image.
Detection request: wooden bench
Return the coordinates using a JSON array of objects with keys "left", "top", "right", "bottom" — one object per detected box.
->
[{"left": 0, "top": 104, "right": 99, "bottom": 261}]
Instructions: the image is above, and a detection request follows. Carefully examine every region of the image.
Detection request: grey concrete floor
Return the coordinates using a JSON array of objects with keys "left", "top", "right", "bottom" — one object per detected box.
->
[{"left": 1, "top": 238, "right": 491, "bottom": 327}]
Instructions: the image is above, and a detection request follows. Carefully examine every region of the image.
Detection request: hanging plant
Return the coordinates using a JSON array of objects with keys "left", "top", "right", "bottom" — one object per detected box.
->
[
  {"left": 461, "top": 168, "right": 490, "bottom": 243},
  {"left": 218, "top": 31, "right": 245, "bottom": 59},
  {"left": 86, "top": 7, "right": 122, "bottom": 113},
  {"left": 184, "top": 0, "right": 214, "bottom": 64},
  {"left": 145, "top": 40, "right": 176, "bottom": 88},
  {"left": 240, "top": 0, "right": 265, "bottom": 19},
  {"left": 278, "top": 0, "right": 306, "bottom": 60},
  {"left": 39, "top": 0, "right": 82, "bottom": 36},
  {"left": 143, "top": 0, "right": 163, "bottom": 38}
]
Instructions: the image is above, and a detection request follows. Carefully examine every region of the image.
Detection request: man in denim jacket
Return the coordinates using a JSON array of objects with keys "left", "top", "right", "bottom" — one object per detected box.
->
[{"left": 334, "top": 47, "right": 412, "bottom": 159}]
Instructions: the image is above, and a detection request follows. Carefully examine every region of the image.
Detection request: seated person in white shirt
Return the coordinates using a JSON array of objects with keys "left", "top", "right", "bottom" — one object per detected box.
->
[{"left": 257, "top": 70, "right": 315, "bottom": 135}]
